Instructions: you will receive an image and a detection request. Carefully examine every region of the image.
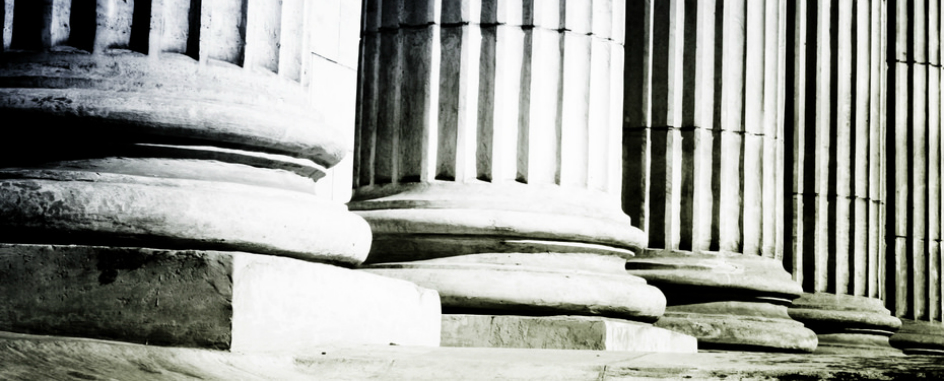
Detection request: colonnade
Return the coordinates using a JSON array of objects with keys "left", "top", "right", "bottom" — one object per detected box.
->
[{"left": 1, "top": 0, "right": 944, "bottom": 357}]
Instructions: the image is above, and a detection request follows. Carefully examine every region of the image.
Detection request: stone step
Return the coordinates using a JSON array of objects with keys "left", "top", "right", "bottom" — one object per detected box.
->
[{"left": 0, "top": 330, "right": 941, "bottom": 381}]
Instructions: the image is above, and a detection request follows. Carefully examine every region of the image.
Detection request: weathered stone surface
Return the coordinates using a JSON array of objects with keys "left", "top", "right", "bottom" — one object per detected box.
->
[
  {"left": 0, "top": 167, "right": 371, "bottom": 265},
  {"left": 0, "top": 244, "right": 441, "bottom": 352},
  {"left": 656, "top": 307, "right": 818, "bottom": 353},
  {"left": 364, "top": 253, "right": 665, "bottom": 323},
  {"left": 890, "top": 319, "right": 944, "bottom": 355},
  {"left": 441, "top": 314, "right": 696, "bottom": 353},
  {"left": 790, "top": 293, "right": 903, "bottom": 355},
  {"left": 1, "top": 331, "right": 943, "bottom": 381}
]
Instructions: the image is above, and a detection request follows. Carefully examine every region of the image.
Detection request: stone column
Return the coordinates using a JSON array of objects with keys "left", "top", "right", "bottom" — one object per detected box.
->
[
  {"left": 352, "top": 0, "right": 696, "bottom": 352},
  {"left": 885, "top": 0, "right": 944, "bottom": 355},
  {"left": 784, "top": 0, "right": 902, "bottom": 355},
  {"left": 622, "top": 0, "right": 818, "bottom": 352},
  {"left": 0, "top": 0, "right": 440, "bottom": 352}
]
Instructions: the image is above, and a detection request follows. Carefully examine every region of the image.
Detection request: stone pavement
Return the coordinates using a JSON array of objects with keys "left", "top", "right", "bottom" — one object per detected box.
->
[{"left": 1, "top": 331, "right": 942, "bottom": 381}]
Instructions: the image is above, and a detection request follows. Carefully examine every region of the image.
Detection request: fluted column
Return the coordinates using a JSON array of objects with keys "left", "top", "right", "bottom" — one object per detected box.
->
[
  {"left": 886, "top": 0, "right": 944, "bottom": 355},
  {"left": 784, "top": 0, "right": 902, "bottom": 355},
  {"left": 0, "top": 0, "right": 440, "bottom": 351},
  {"left": 352, "top": 0, "right": 696, "bottom": 352},
  {"left": 622, "top": 0, "right": 818, "bottom": 352}
]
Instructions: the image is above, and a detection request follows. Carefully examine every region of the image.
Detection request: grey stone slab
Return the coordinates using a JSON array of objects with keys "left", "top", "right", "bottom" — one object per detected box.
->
[
  {"left": 441, "top": 314, "right": 696, "bottom": 353},
  {"left": 0, "top": 245, "right": 441, "bottom": 352}
]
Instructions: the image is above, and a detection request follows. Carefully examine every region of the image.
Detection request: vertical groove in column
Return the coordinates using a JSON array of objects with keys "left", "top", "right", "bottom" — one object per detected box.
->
[
  {"left": 939, "top": 0, "right": 944, "bottom": 323},
  {"left": 244, "top": 0, "right": 281, "bottom": 73},
  {"left": 718, "top": 0, "right": 746, "bottom": 254},
  {"left": 204, "top": 0, "right": 247, "bottom": 66},
  {"left": 833, "top": 0, "right": 853, "bottom": 295},
  {"left": 762, "top": 0, "right": 782, "bottom": 259},
  {"left": 495, "top": 25, "right": 523, "bottom": 184},
  {"left": 278, "top": 0, "right": 304, "bottom": 81},
  {"left": 2, "top": 0, "right": 10, "bottom": 52},
  {"left": 438, "top": 25, "right": 481, "bottom": 182},
  {"left": 678, "top": 0, "right": 698, "bottom": 252},
  {"left": 559, "top": 32, "right": 590, "bottom": 188},
  {"left": 11, "top": 0, "right": 48, "bottom": 49},
  {"left": 358, "top": 33, "right": 380, "bottom": 187},
  {"left": 890, "top": 0, "right": 910, "bottom": 318},
  {"left": 587, "top": 37, "right": 611, "bottom": 192},
  {"left": 879, "top": 0, "right": 888, "bottom": 304},
  {"left": 69, "top": 0, "right": 96, "bottom": 52},
  {"left": 929, "top": 0, "right": 942, "bottom": 323},
  {"left": 525, "top": 28, "right": 562, "bottom": 186},
  {"left": 92, "top": 0, "right": 135, "bottom": 52},
  {"left": 687, "top": 0, "right": 717, "bottom": 253},
  {"left": 776, "top": 0, "right": 788, "bottom": 262},
  {"left": 787, "top": 0, "right": 805, "bottom": 283},
  {"left": 399, "top": 26, "right": 440, "bottom": 183},
  {"left": 129, "top": 0, "right": 153, "bottom": 54},
  {"left": 607, "top": 38, "right": 625, "bottom": 197},
  {"left": 375, "top": 31, "right": 402, "bottom": 185},
  {"left": 853, "top": 0, "right": 870, "bottom": 297},
  {"left": 810, "top": 0, "right": 831, "bottom": 293},
  {"left": 912, "top": 0, "right": 929, "bottom": 319},
  {"left": 865, "top": 0, "right": 885, "bottom": 298},
  {"left": 743, "top": 0, "right": 764, "bottom": 257}
]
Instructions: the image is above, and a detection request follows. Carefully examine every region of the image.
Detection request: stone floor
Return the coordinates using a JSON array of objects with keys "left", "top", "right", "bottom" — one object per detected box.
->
[{"left": 1, "top": 331, "right": 943, "bottom": 380}]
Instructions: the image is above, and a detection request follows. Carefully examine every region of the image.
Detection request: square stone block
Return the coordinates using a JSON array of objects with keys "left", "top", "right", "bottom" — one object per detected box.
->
[
  {"left": 441, "top": 314, "right": 697, "bottom": 353},
  {"left": 0, "top": 244, "right": 441, "bottom": 352}
]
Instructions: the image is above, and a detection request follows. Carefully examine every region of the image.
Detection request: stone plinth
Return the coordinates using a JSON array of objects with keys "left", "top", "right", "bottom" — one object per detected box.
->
[
  {"left": 441, "top": 315, "right": 696, "bottom": 353},
  {"left": 890, "top": 319, "right": 944, "bottom": 355},
  {"left": 621, "top": 0, "right": 816, "bottom": 352},
  {"left": 353, "top": 0, "right": 690, "bottom": 351},
  {"left": 0, "top": 245, "right": 441, "bottom": 351},
  {"left": 627, "top": 250, "right": 817, "bottom": 352},
  {"left": 790, "top": 294, "right": 902, "bottom": 355},
  {"left": 0, "top": 0, "right": 440, "bottom": 349}
]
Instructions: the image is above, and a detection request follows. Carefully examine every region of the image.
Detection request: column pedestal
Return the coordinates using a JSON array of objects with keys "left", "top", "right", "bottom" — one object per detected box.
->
[
  {"left": 790, "top": 294, "right": 903, "bottom": 355},
  {"left": 352, "top": 184, "right": 694, "bottom": 352},
  {"left": 890, "top": 320, "right": 944, "bottom": 355}
]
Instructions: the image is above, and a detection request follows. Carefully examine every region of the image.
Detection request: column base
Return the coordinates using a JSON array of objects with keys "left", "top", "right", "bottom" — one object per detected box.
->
[
  {"left": 890, "top": 319, "right": 944, "bottom": 355},
  {"left": 789, "top": 293, "right": 903, "bottom": 355},
  {"left": 441, "top": 314, "right": 696, "bottom": 352},
  {"left": 655, "top": 302, "right": 818, "bottom": 353},
  {"left": 363, "top": 252, "right": 666, "bottom": 323},
  {"left": 628, "top": 249, "right": 818, "bottom": 353},
  {"left": 0, "top": 244, "right": 442, "bottom": 352}
]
